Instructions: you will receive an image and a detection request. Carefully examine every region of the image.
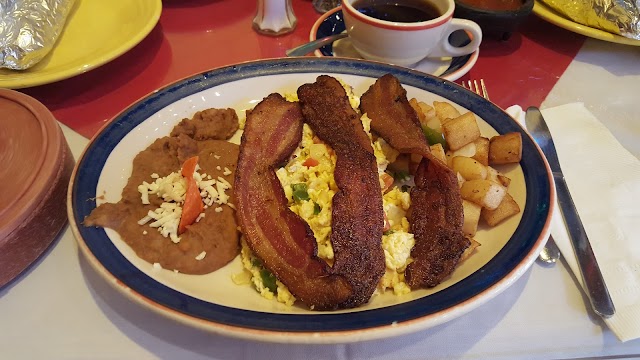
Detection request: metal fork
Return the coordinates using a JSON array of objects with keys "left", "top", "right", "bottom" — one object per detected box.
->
[
  {"left": 461, "top": 79, "right": 490, "bottom": 100},
  {"left": 461, "top": 79, "right": 562, "bottom": 266}
]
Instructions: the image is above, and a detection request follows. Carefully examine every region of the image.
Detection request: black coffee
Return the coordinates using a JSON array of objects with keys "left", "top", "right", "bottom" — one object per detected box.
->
[{"left": 352, "top": 0, "right": 442, "bottom": 23}]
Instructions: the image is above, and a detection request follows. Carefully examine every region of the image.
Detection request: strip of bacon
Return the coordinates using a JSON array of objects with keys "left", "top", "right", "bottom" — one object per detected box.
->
[
  {"left": 405, "top": 157, "right": 469, "bottom": 287},
  {"left": 297, "top": 75, "right": 385, "bottom": 307},
  {"left": 359, "top": 74, "right": 432, "bottom": 159},
  {"left": 360, "top": 74, "right": 469, "bottom": 288},
  {"left": 234, "top": 93, "right": 353, "bottom": 310}
]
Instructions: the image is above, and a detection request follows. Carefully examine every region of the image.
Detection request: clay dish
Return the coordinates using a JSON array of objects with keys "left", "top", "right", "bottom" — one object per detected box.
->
[
  {"left": 454, "top": 0, "right": 534, "bottom": 40},
  {"left": 0, "top": 89, "right": 74, "bottom": 288}
]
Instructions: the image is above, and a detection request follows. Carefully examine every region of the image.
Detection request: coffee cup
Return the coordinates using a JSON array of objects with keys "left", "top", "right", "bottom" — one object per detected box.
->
[{"left": 341, "top": 0, "right": 482, "bottom": 67}]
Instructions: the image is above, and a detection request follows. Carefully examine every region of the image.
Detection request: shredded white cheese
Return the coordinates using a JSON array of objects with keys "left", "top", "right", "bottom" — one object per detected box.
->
[
  {"left": 217, "top": 176, "right": 231, "bottom": 187},
  {"left": 137, "top": 172, "right": 187, "bottom": 205},
  {"left": 195, "top": 251, "right": 206, "bottom": 261},
  {"left": 136, "top": 160, "right": 234, "bottom": 244}
]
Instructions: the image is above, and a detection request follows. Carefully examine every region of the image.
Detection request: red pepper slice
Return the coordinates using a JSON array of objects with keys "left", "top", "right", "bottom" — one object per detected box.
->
[
  {"left": 178, "top": 156, "right": 203, "bottom": 234},
  {"left": 302, "top": 157, "right": 319, "bottom": 167},
  {"left": 181, "top": 156, "right": 199, "bottom": 178}
]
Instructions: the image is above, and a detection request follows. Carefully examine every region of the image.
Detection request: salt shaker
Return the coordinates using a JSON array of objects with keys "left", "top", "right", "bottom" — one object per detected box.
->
[{"left": 253, "top": 0, "right": 297, "bottom": 36}]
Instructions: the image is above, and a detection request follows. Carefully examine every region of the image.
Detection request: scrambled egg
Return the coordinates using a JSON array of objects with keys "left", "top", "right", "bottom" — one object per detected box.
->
[
  {"left": 234, "top": 238, "right": 296, "bottom": 306},
  {"left": 236, "top": 84, "right": 416, "bottom": 305},
  {"left": 276, "top": 124, "right": 337, "bottom": 260},
  {"left": 380, "top": 188, "right": 414, "bottom": 295}
]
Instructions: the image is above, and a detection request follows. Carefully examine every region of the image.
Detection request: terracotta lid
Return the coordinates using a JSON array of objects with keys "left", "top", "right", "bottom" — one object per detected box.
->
[{"left": 0, "top": 89, "right": 74, "bottom": 287}]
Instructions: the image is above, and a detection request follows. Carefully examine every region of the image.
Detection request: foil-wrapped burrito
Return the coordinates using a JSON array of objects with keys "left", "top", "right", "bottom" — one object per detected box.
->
[
  {"left": 0, "top": 0, "right": 76, "bottom": 70},
  {"left": 540, "top": 0, "right": 640, "bottom": 40}
]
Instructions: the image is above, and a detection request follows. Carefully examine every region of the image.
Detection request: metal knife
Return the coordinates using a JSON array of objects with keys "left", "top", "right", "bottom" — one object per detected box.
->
[{"left": 525, "top": 106, "right": 615, "bottom": 318}]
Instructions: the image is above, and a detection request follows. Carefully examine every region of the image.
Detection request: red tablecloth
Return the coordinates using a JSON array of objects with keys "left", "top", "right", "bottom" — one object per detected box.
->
[{"left": 20, "top": 0, "right": 585, "bottom": 138}]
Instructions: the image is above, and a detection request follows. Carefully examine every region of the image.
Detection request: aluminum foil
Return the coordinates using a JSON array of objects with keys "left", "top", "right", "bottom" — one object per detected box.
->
[
  {"left": 0, "top": 0, "right": 76, "bottom": 70},
  {"left": 541, "top": 0, "right": 640, "bottom": 40}
]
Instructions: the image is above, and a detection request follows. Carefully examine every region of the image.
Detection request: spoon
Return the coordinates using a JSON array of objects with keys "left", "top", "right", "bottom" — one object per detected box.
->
[
  {"left": 286, "top": 33, "right": 348, "bottom": 57},
  {"left": 537, "top": 234, "right": 561, "bottom": 266}
]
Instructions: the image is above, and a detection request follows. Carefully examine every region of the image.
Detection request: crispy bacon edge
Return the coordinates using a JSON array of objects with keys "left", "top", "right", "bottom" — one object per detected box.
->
[{"left": 360, "top": 74, "right": 470, "bottom": 288}]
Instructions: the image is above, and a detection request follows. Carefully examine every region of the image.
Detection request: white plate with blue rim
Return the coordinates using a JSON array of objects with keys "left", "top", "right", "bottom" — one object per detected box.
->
[
  {"left": 311, "top": 7, "right": 480, "bottom": 81},
  {"left": 68, "top": 57, "right": 553, "bottom": 344}
]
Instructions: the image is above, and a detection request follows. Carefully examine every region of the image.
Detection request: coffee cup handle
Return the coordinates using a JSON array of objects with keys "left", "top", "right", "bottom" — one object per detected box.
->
[{"left": 431, "top": 19, "right": 482, "bottom": 58}]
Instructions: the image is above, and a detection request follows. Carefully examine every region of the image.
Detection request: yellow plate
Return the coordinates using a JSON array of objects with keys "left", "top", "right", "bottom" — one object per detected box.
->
[
  {"left": 533, "top": 0, "right": 640, "bottom": 46},
  {"left": 0, "top": 0, "right": 162, "bottom": 89}
]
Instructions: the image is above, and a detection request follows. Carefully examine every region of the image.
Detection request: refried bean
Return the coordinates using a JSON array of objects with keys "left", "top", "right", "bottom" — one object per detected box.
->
[
  {"left": 84, "top": 109, "right": 241, "bottom": 274},
  {"left": 171, "top": 108, "right": 239, "bottom": 141}
]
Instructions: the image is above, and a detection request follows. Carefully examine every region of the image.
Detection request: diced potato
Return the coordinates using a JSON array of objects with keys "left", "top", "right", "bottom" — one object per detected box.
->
[
  {"left": 420, "top": 103, "right": 439, "bottom": 131},
  {"left": 409, "top": 98, "right": 420, "bottom": 110},
  {"left": 448, "top": 141, "right": 477, "bottom": 158},
  {"left": 489, "top": 132, "right": 523, "bottom": 165},
  {"left": 409, "top": 98, "right": 438, "bottom": 130},
  {"left": 433, "top": 101, "right": 461, "bottom": 123},
  {"left": 447, "top": 137, "right": 490, "bottom": 164},
  {"left": 486, "top": 166, "right": 511, "bottom": 188},
  {"left": 456, "top": 172, "right": 465, "bottom": 188},
  {"left": 460, "top": 237, "right": 480, "bottom": 262},
  {"left": 497, "top": 174, "right": 511, "bottom": 188},
  {"left": 452, "top": 156, "right": 487, "bottom": 181},
  {"left": 418, "top": 102, "right": 436, "bottom": 118},
  {"left": 460, "top": 179, "right": 507, "bottom": 210},
  {"left": 481, "top": 193, "right": 521, "bottom": 226},
  {"left": 442, "top": 112, "right": 481, "bottom": 151},
  {"left": 445, "top": 152, "right": 454, "bottom": 168},
  {"left": 429, "top": 143, "right": 447, "bottom": 165},
  {"left": 425, "top": 113, "right": 442, "bottom": 132},
  {"left": 472, "top": 137, "right": 490, "bottom": 166},
  {"left": 486, "top": 166, "right": 498, "bottom": 181},
  {"left": 462, "top": 200, "right": 482, "bottom": 237},
  {"left": 409, "top": 98, "right": 423, "bottom": 121}
]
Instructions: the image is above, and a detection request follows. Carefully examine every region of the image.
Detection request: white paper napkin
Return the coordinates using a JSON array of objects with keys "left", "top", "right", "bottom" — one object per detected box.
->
[{"left": 507, "top": 103, "right": 640, "bottom": 342}]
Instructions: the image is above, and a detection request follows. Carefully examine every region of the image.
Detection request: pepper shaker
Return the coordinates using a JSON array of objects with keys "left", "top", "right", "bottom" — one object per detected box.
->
[{"left": 253, "top": 0, "right": 297, "bottom": 36}]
